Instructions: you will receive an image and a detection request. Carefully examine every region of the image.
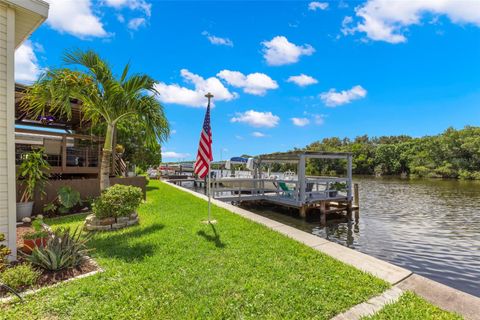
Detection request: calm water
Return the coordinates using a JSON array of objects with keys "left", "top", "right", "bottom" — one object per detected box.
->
[{"left": 237, "top": 176, "right": 480, "bottom": 297}]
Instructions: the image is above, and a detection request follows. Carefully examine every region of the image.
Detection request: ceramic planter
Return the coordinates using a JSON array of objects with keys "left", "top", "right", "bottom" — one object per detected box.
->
[
  {"left": 22, "top": 237, "right": 48, "bottom": 254},
  {"left": 16, "top": 201, "right": 34, "bottom": 221}
]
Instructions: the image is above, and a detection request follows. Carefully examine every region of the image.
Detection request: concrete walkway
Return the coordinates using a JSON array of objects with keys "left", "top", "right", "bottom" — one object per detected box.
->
[{"left": 166, "top": 181, "right": 480, "bottom": 319}]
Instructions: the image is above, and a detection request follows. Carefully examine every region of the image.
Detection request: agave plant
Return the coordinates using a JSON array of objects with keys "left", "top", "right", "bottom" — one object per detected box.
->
[{"left": 24, "top": 227, "right": 92, "bottom": 271}]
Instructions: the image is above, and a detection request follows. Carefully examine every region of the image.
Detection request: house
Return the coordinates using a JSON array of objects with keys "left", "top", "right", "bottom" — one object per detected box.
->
[
  {"left": 0, "top": 0, "right": 49, "bottom": 259},
  {"left": 15, "top": 83, "right": 127, "bottom": 179},
  {"left": 14, "top": 82, "right": 146, "bottom": 217}
]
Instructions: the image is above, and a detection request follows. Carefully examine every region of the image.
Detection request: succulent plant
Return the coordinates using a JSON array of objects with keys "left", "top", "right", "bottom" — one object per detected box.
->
[{"left": 23, "top": 227, "right": 92, "bottom": 271}]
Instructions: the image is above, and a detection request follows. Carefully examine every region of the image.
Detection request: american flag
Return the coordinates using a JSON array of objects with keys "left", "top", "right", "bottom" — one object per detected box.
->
[{"left": 194, "top": 97, "right": 213, "bottom": 178}]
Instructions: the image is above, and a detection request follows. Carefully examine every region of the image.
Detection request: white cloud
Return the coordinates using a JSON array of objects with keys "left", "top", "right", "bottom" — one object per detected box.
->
[
  {"left": 344, "top": 0, "right": 480, "bottom": 43},
  {"left": 128, "top": 17, "right": 146, "bottom": 30},
  {"left": 320, "top": 85, "right": 367, "bottom": 107},
  {"left": 231, "top": 110, "right": 280, "bottom": 128},
  {"left": 117, "top": 14, "right": 125, "bottom": 23},
  {"left": 201, "top": 31, "right": 233, "bottom": 47},
  {"left": 308, "top": 2, "right": 329, "bottom": 11},
  {"left": 262, "top": 36, "right": 315, "bottom": 66},
  {"left": 217, "top": 70, "right": 278, "bottom": 95},
  {"left": 155, "top": 69, "right": 238, "bottom": 107},
  {"left": 291, "top": 117, "right": 310, "bottom": 127},
  {"left": 162, "top": 151, "right": 190, "bottom": 159},
  {"left": 15, "top": 41, "right": 42, "bottom": 83},
  {"left": 45, "top": 0, "right": 108, "bottom": 38},
  {"left": 104, "top": 0, "right": 152, "bottom": 16},
  {"left": 171, "top": 130, "right": 177, "bottom": 134},
  {"left": 287, "top": 74, "right": 318, "bottom": 87},
  {"left": 313, "top": 114, "right": 325, "bottom": 125},
  {"left": 252, "top": 132, "right": 267, "bottom": 138}
]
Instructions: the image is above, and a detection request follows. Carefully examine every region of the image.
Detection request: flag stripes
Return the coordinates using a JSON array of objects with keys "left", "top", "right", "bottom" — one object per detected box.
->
[{"left": 194, "top": 102, "right": 212, "bottom": 178}]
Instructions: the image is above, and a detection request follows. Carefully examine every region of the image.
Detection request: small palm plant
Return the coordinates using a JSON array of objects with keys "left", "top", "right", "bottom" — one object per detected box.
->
[{"left": 21, "top": 49, "right": 170, "bottom": 190}]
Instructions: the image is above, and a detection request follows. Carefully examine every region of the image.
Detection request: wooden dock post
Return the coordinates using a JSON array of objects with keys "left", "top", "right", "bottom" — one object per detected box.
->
[
  {"left": 320, "top": 202, "right": 326, "bottom": 226},
  {"left": 346, "top": 202, "right": 353, "bottom": 221},
  {"left": 299, "top": 206, "right": 306, "bottom": 218},
  {"left": 353, "top": 183, "right": 359, "bottom": 207}
]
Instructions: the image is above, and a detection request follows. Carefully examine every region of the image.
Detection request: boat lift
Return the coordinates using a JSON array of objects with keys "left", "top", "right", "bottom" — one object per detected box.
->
[{"left": 210, "top": 151, "right": 357, "bottom": 223}]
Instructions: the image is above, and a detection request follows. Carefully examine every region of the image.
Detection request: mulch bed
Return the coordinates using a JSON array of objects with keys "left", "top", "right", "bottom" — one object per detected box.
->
[
  {"left": 6, "top": 224, "right": 99, "bottom": 299},
  {"left": 0, "top": 258, "right": 99, "bottom": 299}
]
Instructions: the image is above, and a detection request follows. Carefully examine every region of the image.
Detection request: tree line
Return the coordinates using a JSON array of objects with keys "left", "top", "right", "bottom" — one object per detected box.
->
[{"left": 274, "top": 126, "right": 480, "bottom": 180}]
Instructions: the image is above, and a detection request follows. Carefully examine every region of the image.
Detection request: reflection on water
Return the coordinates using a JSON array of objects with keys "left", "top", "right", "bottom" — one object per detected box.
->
[{"left": 241, "top": 177, "right": 480, "bottom": 297}]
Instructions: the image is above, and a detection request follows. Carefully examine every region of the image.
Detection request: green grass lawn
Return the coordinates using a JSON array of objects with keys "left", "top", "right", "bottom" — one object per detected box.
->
[
  {"left": 364, "top": 292, "right": 462, "bottom": 320},
  {"left": 1, "top": 180, "right": 391, "bottom": 319}
]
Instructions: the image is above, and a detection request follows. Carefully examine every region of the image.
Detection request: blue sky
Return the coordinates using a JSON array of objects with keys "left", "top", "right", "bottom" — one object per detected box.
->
[{"left": 15, "top": 0, "right": 480, "bottom": 161}]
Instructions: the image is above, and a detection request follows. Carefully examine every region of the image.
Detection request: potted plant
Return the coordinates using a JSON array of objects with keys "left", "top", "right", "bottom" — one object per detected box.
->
[
  {"left": 329, "top": 182, "right": 347, "bottom": 198},
  {"left": 16, "top": 149, "right": 50, "bottom": 221},
  {"left": 22, "top": 218, "right": 49, "bottom": 254}
]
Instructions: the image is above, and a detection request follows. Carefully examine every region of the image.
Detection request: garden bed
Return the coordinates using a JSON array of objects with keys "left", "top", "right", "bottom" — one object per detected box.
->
[
  {"left": 84, "top": 213, "right": 139, "bottom": 231},
  {"left": 0, "top": 257, "right": 100, "bottom": 301}
]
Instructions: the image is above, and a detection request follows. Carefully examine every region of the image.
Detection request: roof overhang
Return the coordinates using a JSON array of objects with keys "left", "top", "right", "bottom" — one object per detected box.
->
[{"left": 5, "top": 0, "right": 49, "bottom": 48}]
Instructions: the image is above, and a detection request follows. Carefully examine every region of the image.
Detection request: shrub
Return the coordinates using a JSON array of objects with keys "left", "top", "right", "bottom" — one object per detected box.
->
[
  {"left": 0, "top": 233, "right": 11, "bottom": 271},
  {"left": 24, "top": 227, "right": 92, "bottom": 271},
  {"left": 57, "top": 186, "right": 82, "bottom": 214},
  {"left": 0, "top": 264, "right": 40, "bottom": 291},
  {"left": 23, "top": 217, "right": 49, "bottom": 240},
  {"left": 43, "top": 186, "right": 82, "bottom": 215},
  {"left": 93, "top": 184, "right": 142, "bottom": 219},
  {"left": 458, "top": 169, "right": 473, "bottom": 180},
  {"left": 23, "top": 231, "right": 49, "bottom": 240}
]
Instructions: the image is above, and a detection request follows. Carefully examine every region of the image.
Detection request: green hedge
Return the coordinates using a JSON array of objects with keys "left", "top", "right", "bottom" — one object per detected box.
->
[{"left": 93, "top": 185, "right": 142, "bottom": 219}]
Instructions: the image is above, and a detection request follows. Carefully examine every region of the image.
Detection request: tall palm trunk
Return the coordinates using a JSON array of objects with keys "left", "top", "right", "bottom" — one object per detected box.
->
[{"left": 100, "top": 124, "right": 115, "bottom": 191}]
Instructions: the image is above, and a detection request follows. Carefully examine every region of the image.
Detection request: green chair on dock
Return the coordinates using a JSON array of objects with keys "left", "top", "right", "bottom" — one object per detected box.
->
[{"left": 279, "top": 181, "right": 294, "bottom": 198}]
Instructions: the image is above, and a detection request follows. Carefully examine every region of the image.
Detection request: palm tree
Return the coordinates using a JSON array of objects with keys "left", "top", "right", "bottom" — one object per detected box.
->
[{"left": 21, "top": 49, "right": 169, "bottom": 190}]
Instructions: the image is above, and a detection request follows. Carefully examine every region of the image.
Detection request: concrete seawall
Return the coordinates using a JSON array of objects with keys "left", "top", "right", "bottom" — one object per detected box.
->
[{"left": 166, "top": 181, "right": 480, "bottom": 319}]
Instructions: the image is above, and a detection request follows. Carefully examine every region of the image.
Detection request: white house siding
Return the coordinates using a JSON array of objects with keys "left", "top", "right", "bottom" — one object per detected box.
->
[{"left": 0, "top": 3, "right": 15, "bottom": 258}]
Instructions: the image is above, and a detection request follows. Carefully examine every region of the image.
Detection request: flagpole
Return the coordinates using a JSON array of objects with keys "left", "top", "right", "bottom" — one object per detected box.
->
[
  {"left": 205, "top": 92, "right": 215, "bottom": 224},
  {"left": 207, "top": 161, "right": 211, "bottom": 223}
]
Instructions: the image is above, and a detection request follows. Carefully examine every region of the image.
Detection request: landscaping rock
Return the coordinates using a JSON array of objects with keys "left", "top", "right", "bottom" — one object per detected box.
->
[
  {"left": 126, "top": 218, "right": 139, "bottom": 226},
  {"left": 112, "top": 223, "right": 127, "bottom": 229},
  {"left": 85, "top": 212, "right": 139, "bottom": 232},
  {"left": 99, "top": 217, "right": 115, "bottom": 226},
  {"left": 116, "top": 216, "right": 130, "bottom": 224},
  {"left": 85, "top": 224, "right": 112, "bottom": 231},
  {"left": 22, "top": 217, "right": 32, "bottom": 224},
  {"left": 85, "top": 214, "right": 99, "bottom": 226}
]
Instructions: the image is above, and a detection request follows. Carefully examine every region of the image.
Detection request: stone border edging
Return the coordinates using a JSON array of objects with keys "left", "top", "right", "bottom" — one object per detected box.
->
[
  {"left": 85, "top": 213, "right": 139, "bottom": 231},
  {"left": 398, "top": 274, "right": 480, "bottom": 320},
  {"left": 165, "top": 181, "right": 480, "bottom": 320},
  {"left": 332, "top": 286, "right": 404, "bottom": 320},
  {"left": 0, "top": 257, "right": 103, "bottom": 304}
]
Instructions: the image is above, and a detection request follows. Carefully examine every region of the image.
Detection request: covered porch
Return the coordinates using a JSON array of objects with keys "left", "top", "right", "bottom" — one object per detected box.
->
[{"left": 14, "top": 83, "right": 127, "bottom": 178}]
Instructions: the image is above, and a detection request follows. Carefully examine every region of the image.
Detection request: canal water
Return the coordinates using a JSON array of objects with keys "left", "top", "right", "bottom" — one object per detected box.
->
[{"left": 187, "top": 175, "right": 480, "bottom": 297}]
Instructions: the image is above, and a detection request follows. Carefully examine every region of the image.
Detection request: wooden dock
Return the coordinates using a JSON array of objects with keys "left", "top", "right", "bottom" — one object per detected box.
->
[
  {"left": 168, "top": 151, "right": 360, "bottom": 225},
  {"left": 209, "top": 176, "right": 359, "bottom": 225}
]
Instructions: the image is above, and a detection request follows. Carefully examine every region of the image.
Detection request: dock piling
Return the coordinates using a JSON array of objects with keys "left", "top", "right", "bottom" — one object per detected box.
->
[
  {"left": 320, "top": 202, "right": 326, "bottom": 226},
  {"left": 353, "top": 183, "right": 359, "bottom": 207}
]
